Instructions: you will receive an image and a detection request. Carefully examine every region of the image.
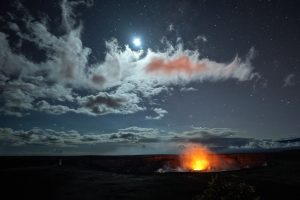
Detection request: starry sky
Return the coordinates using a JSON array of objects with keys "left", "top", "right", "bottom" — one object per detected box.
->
[{"left": 0, "top": 0, "right": 299, "bottom": 155}]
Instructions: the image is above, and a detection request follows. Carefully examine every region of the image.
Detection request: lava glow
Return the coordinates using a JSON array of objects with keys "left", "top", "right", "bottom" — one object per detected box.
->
[
  {"left": 193, "top": 159, "right": 209, "bottom": 171},
  {"left": 180, "top": 144, "right": 218, "bottom": 172}
]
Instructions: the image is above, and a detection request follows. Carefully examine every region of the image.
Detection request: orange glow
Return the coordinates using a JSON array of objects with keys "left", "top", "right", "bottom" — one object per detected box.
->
[
  {"left": 180, "top": 144, "right": 218, "bottom": 172},
  {"left": 146, "top": 55, "right": 207, "bottom": 75}
]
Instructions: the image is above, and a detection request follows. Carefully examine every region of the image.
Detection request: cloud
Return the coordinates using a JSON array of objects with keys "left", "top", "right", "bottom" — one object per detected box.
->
[
  {"left": 169, "top": 127, "right": 251, "bottom": 148},
  {"left": 60, "top": 0, "right": 94, "bottom": 32},
  {"left": 195, "top": 35, "right": 207, "bottom": 42},
  {"left": 76, "top": 92, "right": 145, "bottom": 115},
  {"left": 167, "top": 24, "right": 175, "bottom": 32},
  {"left": 230, "top": 139, "right": 300, "bottom": 150},
  {"left": 0, "top": 126, "right": 161, "bottom": 148},
  {"left": 180, "top": 87, "right": 198, "bottom": 92},
  {"left": 146, "top": 108, "right": 168, "bottom": 120},
  {"left": 1, "top": 126, "right": 299, "bottom": 155},
  {"left": 78, "top": 93, "right": 123, "bottom": 114},
  {"left": 35, "top": 100, "right": 76, "bottom": 115},
  {"left": 175, "top": 127, "right": 300, "bottom": 150},
  {"left": 0, "top": 0, "right": 259, "bottom": 117},
  {"left": 283, "top": 73, "right": 296, "bottom": 87},
  {"left": 146, "top": 47, "right": 256, "bottom": 82},
  {"left": 8, "top": 22, "right": 20, "bottom": 32}
]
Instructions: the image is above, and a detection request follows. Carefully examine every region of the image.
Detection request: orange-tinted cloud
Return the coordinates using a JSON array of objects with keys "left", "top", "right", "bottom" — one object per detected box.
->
[{"left": 146, "top": 55, "right": 207, "bottom": 75}]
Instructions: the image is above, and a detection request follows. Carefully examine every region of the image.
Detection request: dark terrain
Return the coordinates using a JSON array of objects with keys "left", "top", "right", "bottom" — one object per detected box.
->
[{"left": 1, "top": 150, "right": 300, "bottom": 199}]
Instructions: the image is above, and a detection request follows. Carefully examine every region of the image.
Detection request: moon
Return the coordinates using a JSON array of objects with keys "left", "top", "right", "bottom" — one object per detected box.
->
[{"left": 133, "top": 37, "right": 142, "bottom": 47}]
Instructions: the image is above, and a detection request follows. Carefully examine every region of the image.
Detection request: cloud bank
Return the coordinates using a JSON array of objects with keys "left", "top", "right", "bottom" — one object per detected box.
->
[
  {"left": 1, "top": 126, "right": 299, "bottom": 155},
  {"left": 0, "top": 0, "right": 258, "bottom": 117}
]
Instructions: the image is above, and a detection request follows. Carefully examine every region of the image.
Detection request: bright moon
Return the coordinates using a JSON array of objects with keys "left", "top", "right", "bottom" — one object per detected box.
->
[{"left": 133, "top": 37, "right": 142, "bottom": 47}]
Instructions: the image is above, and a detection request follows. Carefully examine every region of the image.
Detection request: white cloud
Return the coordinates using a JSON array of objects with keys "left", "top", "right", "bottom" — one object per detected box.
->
[
  {"left": 0, "top": 0, "right": 259, "bottom": 117},
  {"left": 146, "top": 108, "right": 168, "bottom": 120},
  {"left": 180, "top": 87, "right": 198, "bottom": 92}
]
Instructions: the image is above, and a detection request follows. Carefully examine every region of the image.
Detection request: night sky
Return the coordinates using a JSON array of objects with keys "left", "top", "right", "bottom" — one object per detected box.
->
[{"left": 0, "top": 0, "right": 299, "bottom": 155}]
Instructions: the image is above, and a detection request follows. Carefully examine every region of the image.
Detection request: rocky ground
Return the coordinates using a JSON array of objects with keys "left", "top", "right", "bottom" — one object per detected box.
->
[{"left": 1, "top": 150, "right": 300, "bottom": 199}]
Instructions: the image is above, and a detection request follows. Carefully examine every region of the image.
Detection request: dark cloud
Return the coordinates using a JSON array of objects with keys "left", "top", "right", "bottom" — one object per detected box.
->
[
  {"left": 82, "top": 94, "right": 123, "bottom": 113},
  {"left": 170, "top": 128, "right": 251, "bottom": 147},
  {"left": 91, "top": 74, "right": 106, "bottom": 85}
]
